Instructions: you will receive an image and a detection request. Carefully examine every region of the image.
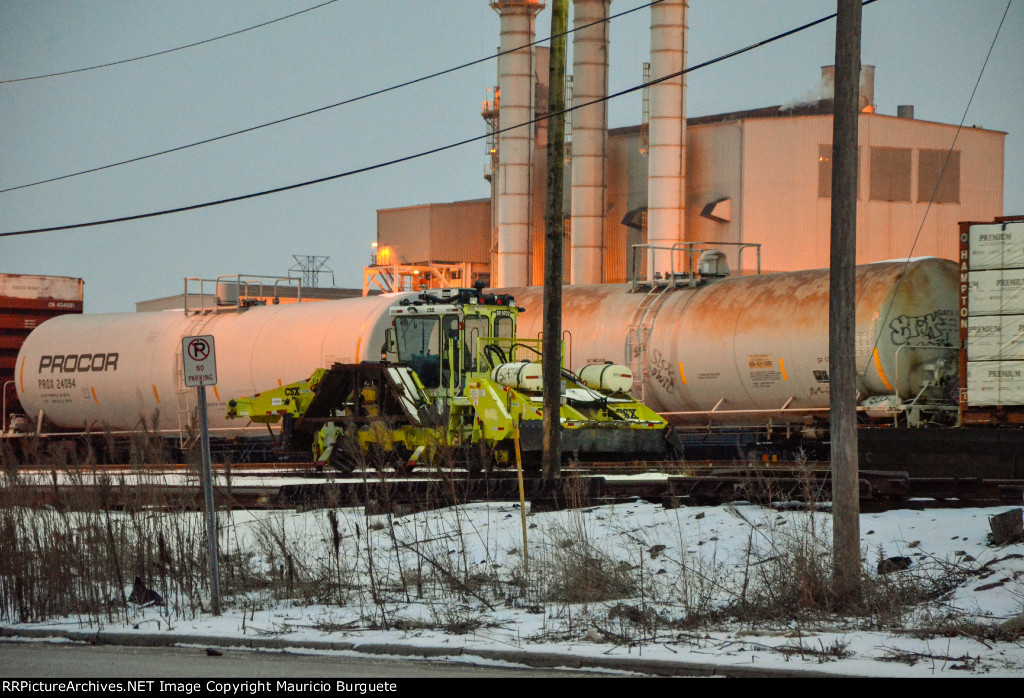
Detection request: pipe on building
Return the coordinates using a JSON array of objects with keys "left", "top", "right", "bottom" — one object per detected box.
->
[
  {"left": 492, "top": 0, "right": 544, "bottom": 287},
  {"left": 646, "top": 0, "right": 687, "bottom": 280},
  {"left": 569, "top": 0, "right": 611, "bottom": 284}
]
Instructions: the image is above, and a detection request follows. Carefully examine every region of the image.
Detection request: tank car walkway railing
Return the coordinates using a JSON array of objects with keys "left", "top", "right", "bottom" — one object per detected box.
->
[
  {"left": 183, "top": 274, "right": 302, "bottom": 315},
  {"left": 629, "top": 241, "right": 762, "bottom": 292}
]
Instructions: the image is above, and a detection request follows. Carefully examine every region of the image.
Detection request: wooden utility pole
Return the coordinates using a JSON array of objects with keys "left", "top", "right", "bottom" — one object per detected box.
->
[
  {"left": 830, "top": 0, "right": 862, "bottom": 601},
  {"left": 542, "top": 0, "right": 569, "bottom": 480}
]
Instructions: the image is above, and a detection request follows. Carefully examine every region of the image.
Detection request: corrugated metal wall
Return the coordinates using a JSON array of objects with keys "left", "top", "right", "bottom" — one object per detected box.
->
[
  {"left": 429, "top": 200, "right": 492, "bottom": 263},
  {"left": 416, "top": 110, "right": 1003, "bottom": 284},
  {"left": 738, "top": 116, "right": 833, "bottom": 273},
  {"left": 378, "top": 200, "right": 491, "bottom": 265},
  {"left": 377, "top": 205, "right": 432, "bottom": 263},
  {"left": 855, "top": 115, "right": 1004, "bottom": 265},
  {"left": 604, "top": 131, "right": 633, "bottom": 283},
  {"left": 694, "top": 113, "right": 1004, "bottom": 274},
  {"left": 685, "top": 121, "right": 744, "bottom": 269},
  {"left": 588, "top": 113, "right": 1003, "bottom": 281}
]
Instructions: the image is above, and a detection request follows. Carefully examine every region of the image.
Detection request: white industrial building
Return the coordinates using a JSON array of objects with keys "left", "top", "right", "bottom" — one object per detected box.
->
[{"left": 368, "top": 0, "right": 1005, "bottom": 293}]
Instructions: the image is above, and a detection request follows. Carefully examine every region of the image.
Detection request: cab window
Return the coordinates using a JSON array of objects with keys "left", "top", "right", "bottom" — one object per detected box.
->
[
  {"left": 494, "top": 315, "right": 514, "bottom": 339},
  {"left": 441, "top": 314, "right": 459, "bottom": 386},
  {"left": 394, "top": 316, "right": 441, "bottom": 387},
  {"left": 463, "top": 316, "right": 489, "bottom": 371}
]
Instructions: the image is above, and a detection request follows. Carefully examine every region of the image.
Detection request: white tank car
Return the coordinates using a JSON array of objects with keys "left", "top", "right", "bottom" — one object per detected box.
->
[
  {"left": 504, "top": 259, "right": 958, "bottom": 424},
  {"left": 16, "top": 259, "right": 958, "bottom": 437},
  {"left": 15, "top": 293, "right": 412, "bottom": 437}
]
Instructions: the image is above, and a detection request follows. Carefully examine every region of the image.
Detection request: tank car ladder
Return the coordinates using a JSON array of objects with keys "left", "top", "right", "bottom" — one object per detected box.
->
[{"left": 624, "top": 283, "right": 672, "bottom": 402}]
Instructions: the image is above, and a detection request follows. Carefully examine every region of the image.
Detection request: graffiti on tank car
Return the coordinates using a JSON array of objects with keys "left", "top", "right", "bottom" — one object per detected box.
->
[
  {"left": 38, "top": 353, "right": 119, "bottom": 373},
  {"left": 888, "top": 310, "right": 955, "bottom": 347},
  {"left": 648, "top": 349, "right": 675, "bottom": 393}
]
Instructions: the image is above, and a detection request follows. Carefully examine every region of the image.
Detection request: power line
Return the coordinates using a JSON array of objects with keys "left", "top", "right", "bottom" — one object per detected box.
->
[
  {"left": 858, "top": 0, "right": 1011, "bottom": 382},
  {"left": 0, "top": 1, "right": 873, "bottom": 239},
  {"left": 0, "top": 0, "right": 662, "bottom": 195},
  {"left": 0, "top": 0, "right": 342, "bottom": 85}
]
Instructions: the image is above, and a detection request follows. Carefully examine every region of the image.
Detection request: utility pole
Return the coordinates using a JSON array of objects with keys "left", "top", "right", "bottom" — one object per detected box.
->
[
  {"left": 830, "top": 0, "right": 862, "bottom": 601},
  {"left": 542, "top": 0, "right": 569, "bottom": 480}
]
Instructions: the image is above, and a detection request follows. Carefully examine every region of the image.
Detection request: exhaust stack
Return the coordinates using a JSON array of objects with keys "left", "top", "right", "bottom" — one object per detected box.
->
[
  {"left": 646, "top": 0, "right": 687, "bottom": 280},
  {"left": 569, "top": 0, "right": 611, "bottom": 284},
  {"left": 491, "top": 0, "right": 544, "bottom": 287}
]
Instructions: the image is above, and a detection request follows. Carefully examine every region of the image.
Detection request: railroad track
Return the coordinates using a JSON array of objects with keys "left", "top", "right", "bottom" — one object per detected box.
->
[{"left": 4, "top": 461, "right": 1023, "bottom": 513}]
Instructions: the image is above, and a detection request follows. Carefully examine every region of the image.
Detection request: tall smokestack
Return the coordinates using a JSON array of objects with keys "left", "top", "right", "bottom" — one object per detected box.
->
[
  {"left": 492, "top": 0, "right": 544, "bottom": 288},
  {"left": 569, "top": 0, "right": 611, "bottom": 285},
  {"left": 646, "top": 0, "right": 687, "bottom": 280}
]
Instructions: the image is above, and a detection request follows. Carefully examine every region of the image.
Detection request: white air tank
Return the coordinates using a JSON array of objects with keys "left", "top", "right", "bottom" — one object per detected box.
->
[
  {"left": 492, "top": 361, "right": 544, "bottom": 392},
  {"left": 577, "top": 363, "right": 633, "bottom": 393}
]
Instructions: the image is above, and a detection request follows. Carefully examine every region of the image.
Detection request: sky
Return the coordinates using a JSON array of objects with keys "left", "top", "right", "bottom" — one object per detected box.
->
[{"left": 1, "top": 0, "right": 1021, "bottom": 313}]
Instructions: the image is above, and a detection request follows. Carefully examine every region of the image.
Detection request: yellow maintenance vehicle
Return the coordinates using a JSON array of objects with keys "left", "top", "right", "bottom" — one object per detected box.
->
[{"left": 226, "top": 287, "right": 673, "bottom": 470}]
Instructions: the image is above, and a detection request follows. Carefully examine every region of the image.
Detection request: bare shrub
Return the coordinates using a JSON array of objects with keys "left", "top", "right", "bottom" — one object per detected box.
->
[{"left": 727, "top": 503, "right": 837, "bottom": 619}]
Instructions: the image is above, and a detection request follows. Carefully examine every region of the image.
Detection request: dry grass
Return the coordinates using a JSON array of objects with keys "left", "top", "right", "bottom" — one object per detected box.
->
[{"left": 0, "top": 438, "right": 1012, "bottom": 650}]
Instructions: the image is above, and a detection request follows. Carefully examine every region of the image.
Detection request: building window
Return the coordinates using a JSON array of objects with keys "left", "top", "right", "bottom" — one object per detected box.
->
[
  {"left": 918, "top": 149, "right": 960, "bottom": 203},
  {"left": 818, "top": 145, "right": 832, "bottom": 198},
  {"left": 869, "top": 147, "right": 912, "bottom": 202}
]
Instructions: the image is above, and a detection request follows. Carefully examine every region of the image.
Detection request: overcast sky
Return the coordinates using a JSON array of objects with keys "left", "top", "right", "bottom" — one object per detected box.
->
[{"left": 2, "top": 0, "right": 1021, "bottom": 313}]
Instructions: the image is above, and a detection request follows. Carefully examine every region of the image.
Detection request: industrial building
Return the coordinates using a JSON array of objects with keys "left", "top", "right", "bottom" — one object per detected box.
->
[{"left": 367, "top": 0, "right": 1005, "bottom": 292}]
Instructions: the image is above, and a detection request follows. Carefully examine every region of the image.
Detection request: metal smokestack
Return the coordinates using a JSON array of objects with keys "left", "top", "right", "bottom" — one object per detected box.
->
[
  {"left": 569, "top": 0, "right": 611, "bottom": 284},
  {"left": 646, "top": 0, "right": 687, "bottom": 280},
  {"left": 492, "top": 0, "right": 544, "bottom": 287}
]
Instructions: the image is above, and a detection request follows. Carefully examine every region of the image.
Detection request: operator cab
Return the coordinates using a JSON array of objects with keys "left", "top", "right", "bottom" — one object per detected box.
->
[{"left": 387, "top": 287, "right": 520, "bottom": 396}]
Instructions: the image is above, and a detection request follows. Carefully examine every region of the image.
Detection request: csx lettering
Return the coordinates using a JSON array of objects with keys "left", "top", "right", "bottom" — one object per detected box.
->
[
  {"left": 39, "top": 353, "right": 119, "bottom": 373},
  {"left": 285, "top": 387, "right": 301, "bottom": 396}
]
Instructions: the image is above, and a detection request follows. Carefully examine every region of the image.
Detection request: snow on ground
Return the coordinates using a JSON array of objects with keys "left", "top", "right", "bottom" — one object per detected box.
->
[{"left": 5, "top": 499, "right": 1024, "bottom": 677}]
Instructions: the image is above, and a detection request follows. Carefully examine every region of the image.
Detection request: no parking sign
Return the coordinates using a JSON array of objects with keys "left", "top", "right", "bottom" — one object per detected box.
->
[
  {"left": 182, "top": 333, "right": 222, "bottom": 613},
  {"left": 182, "top": 335, "right": 217, "bottom": 387}
]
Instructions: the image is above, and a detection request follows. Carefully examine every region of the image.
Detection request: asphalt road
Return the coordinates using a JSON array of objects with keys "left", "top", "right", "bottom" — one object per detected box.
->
[{"left": 0, "top": 641, "right": 621, "bottom": 679}]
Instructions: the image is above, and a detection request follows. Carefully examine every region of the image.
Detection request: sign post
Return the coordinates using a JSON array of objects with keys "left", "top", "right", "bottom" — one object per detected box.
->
[{"left": 182, "top": 335, "right": 221, "bottom": 615}]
